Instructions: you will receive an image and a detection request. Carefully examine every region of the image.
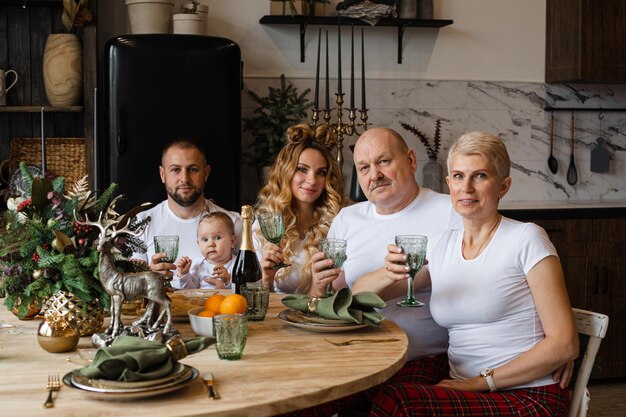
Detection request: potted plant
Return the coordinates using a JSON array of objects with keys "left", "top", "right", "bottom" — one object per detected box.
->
[
  {"left": 173, "top": 1, "right": 208, "bottom": 35},
  {"left": 125, "top": 0, "right": 175, "bottom": 34},
  {"left": 243, "top": 74, "right": 312, "bottom": 182},
  {"left": 400, "top": 119, "right": 444, "bottom": 192}
]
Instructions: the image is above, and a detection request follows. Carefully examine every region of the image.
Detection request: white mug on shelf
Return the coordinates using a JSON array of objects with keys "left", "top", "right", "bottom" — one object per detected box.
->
[{"left": 0, "top": 69, "right": 19, "bottom": 106}]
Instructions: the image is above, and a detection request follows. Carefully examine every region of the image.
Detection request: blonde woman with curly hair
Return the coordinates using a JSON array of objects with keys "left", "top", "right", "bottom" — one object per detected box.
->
[{"left": 253, "top": 123, "right": 348, "bottom": 294}]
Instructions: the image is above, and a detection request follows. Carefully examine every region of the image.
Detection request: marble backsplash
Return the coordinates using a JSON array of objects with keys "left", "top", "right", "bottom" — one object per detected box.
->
[{"left": 240, "top": 79, "right": 626, "bottom": 205}]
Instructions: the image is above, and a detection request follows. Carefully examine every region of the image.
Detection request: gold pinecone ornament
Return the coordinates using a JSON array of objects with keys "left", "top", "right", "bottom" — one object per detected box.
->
[{"left": 37, "top": 310, "right": 80, "bottom": 353}]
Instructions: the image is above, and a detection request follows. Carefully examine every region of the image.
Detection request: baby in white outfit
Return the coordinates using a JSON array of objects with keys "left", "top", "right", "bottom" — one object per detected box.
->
[{"left": 177, "top": 212, "right": 236, "bottom": 289}]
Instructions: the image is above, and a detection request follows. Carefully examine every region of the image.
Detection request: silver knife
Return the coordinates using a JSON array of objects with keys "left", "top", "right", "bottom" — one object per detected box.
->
[{"left": 202, "top": 373, "right": 220, "bottom": 400}]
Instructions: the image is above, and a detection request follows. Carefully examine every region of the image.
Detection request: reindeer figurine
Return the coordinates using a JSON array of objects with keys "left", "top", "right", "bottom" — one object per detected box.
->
[{"left": 76, "top": 213, "right": 173, "bottom": 337}]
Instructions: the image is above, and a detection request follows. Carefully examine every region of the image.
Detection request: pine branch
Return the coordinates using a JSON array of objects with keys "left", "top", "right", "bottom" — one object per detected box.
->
[{"left": 90, "top": 182, "right": 118, "bottom": 215}]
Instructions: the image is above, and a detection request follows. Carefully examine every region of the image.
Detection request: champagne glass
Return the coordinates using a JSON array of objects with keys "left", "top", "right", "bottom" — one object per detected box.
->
[
  {"left": 395, "top": 235, "right": 427, "bottom": 308},
  {"left": 154, "top": 235, "right": 179, "bottom": 263},
  {"left": 319, "top": 238, "right": 347, "bottom": 297},
  {"left": 258, "top": 212, "right": 290, "bottom": 269}
]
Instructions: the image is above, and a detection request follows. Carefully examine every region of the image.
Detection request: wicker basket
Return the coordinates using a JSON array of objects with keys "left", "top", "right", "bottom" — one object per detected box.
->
[{"left": 9, "top": 137, "right": 86, "bottom": 187}]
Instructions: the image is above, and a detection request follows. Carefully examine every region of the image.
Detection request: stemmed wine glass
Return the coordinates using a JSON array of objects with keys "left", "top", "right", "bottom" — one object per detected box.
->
[
  {"left": 258, "top": 212, "right": 290, "bottom": 270},
  {"left": 319, "top": 238, "right": 347, "bottom": 297},
  {"left": 395, "top": 235, "right": 427, "bottom": 308}
]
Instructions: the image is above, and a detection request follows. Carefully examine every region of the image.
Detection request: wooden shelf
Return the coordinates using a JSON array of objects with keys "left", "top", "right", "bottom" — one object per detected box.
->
[
  {"left": 259, "top": 15, "right": 453, "bottom": 63},
  {"left": 544, "top": 107, "right": 626, "bottom": 113},
  {"left": 0, "top": 106, "right": 83, "bottom": 113},
  {"left": 2, "top": 1, "right": 62, "bottom": 7}
]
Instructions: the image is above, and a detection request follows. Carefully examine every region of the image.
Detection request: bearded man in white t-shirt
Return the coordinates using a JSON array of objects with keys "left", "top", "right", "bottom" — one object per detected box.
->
[{"left": 133, "top": 140, "right": 241, "bottom": 289}]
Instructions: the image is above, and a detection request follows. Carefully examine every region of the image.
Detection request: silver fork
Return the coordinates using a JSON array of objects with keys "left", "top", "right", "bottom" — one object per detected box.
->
[
  {"left": 43, "top": 374, "right": 60, "bottom": 408},
  {"left": 324, "top": 338, "right": 400, "bottom": 346}
]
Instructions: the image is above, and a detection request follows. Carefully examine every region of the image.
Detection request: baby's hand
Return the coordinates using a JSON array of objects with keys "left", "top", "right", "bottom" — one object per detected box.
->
[
  {"left": 176, "top": 256, "right": 192, "bottom": 275},
  {"left": 212, "top": 265, "right": 231, "bottom": 286},
  {"left": 203, "top": 276, "right": 227, "bottom": 289}
]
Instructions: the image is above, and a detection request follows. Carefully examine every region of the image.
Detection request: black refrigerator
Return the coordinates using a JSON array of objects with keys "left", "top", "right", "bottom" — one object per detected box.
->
[{"left": 103, "top": 34, "right": 241, "bottom": 212}]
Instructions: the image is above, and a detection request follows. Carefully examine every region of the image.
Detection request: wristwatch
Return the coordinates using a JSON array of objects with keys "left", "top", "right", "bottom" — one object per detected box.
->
[{"left": 480, "top": 368, "right": 498, "bottom": 392}]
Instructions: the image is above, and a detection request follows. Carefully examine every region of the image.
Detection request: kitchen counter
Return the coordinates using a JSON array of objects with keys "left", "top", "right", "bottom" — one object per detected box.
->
[{"left": 499, "top": 200, "right": 626, "bottom": 220}]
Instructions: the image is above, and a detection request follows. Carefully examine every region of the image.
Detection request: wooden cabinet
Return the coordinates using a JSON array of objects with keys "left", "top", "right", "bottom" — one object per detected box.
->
[
  {"left": 546, "top": 0, "right": 626, "bottom": 82},
  {"left": 0, "top": 1, "right": 96, "bottom": 189},
  {"left": 513, "top": 214, "right": 626, "bottom": 379}
]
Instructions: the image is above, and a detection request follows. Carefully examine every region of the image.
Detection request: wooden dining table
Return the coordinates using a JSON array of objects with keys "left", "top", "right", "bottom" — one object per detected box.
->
[{"left": 0, "top": 293, "right": 408, "bottom": 417}]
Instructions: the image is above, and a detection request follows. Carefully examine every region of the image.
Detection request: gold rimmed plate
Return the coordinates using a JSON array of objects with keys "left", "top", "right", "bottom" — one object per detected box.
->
[
  {"left": 63, "top": 366, "right": 198, "bottom": 401},
  {"left": 71, "top": 363, "right": 190, "bottom": 391},
  {"left": 280, "top": 309, "right": 355, "bottom": 325},
  {"left": 278, "top": 309, "right": 367, "bottom": 333}
]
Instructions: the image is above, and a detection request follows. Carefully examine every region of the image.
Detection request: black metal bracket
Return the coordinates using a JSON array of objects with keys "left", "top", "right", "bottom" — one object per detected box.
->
[
  {"left": 260, "top": 16, "right": 453, "bottom": 64},
  {"left": 398, "top": 24, "right": 408, "bottom": 64},
  {"left": 299, "top": 22, "right": 308, "bottom": 62}
]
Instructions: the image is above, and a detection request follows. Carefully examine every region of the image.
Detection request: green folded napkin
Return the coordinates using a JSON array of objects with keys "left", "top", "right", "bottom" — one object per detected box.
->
[
  {"left": 282, "top": 288, "right": 386, "bottom": 326},
  {"left": 77, "top": 335, "right": 213, "bottom": 382}
]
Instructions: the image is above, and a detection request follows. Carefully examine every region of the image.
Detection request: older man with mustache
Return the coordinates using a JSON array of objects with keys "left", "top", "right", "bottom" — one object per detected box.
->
[
  {"left": 312, "top": 127, "right": 459, "bottom": 358},
  {"left": 290, "top": 127, "right": 459, "bottom": 416},
  {"left": 133, "top": 140, "right": 241, "bottom": 288}
]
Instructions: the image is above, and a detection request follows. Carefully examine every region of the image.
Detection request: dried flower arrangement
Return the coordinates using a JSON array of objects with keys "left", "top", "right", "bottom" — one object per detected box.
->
[
  {"left": 400, "top": 119, "right": 442, "bottom": 160},
  {"left": 62, "top": 0, "right": 93, "bottom": 33}
]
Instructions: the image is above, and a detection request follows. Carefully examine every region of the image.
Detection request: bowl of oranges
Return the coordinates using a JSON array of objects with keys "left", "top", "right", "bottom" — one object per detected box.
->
[{"left": 188, "top": 293, "right": 248, "bottom": 337}]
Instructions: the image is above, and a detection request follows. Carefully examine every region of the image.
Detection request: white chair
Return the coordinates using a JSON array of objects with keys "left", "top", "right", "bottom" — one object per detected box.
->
[{"left": 569, "top": 308, "right": 609, "bottom": 417}]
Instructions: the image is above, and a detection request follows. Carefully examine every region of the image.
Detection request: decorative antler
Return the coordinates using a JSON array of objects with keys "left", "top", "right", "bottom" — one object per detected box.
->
[
  {"left": 110, "top": 222, "right": 142, "bottom": 239},
  {"left": 74, "top": 210, "right": 108, "bottom": 237}
]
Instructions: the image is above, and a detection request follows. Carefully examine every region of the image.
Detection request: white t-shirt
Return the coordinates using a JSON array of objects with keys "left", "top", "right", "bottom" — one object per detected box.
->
[
  {"left": 179, "top": 257, "right": 235, "bottom": 289},
  {"left": 133, "top": 199, "right": 242, "bottom": 289},
  {"left": 252, "top": 221, "right": 307, "bottom": 294},
  {"left": 428, "top": 217, "right": 557, "bottom": 388},
  {"left": 328, "top": 188, "right": 461, "bottom": 361}
]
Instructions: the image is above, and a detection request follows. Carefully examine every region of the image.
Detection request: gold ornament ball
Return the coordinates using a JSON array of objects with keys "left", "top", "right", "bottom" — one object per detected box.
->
[
  {"left": 37, "top": 311, "right": 80, "bottom": 353},
  {"left": 32, "top": 269, "right": 43, "bottom": 279}
]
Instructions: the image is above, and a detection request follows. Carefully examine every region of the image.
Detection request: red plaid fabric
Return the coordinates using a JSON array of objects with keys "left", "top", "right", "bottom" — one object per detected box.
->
[
  {"left": 370, "top": 381, "right": 570, "bottom": 417},
  {"left": 277, "top": 354, "right": 449, "bottom": 417}
]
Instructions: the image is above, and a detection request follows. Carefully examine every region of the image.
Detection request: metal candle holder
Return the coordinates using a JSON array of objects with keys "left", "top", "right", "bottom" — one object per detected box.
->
[
  {"left": 310, "top": 95, "right": 368, "bottom": 168},
  {"left": 310, "top": 25, "right": 369, "bottom": 169}
]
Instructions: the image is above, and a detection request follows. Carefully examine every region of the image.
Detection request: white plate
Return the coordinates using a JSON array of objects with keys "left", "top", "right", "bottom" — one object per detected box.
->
[
  {"left": 62, "top": 367, "right": 198, "bottom": 401},
  {"left": 278, "top": 310, "right": 367, "bottom": 333}
]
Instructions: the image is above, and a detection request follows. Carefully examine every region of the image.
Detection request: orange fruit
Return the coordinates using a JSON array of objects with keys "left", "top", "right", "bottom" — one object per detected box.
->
[
  {"left": 198, "top": 310, "right": 216, "bottom": 318},
  {"left": 219, "top": 294, "right": 248, "bottom": 315},
  {"left": 204, "top": 294, "right": 226, "bottom": 314}
]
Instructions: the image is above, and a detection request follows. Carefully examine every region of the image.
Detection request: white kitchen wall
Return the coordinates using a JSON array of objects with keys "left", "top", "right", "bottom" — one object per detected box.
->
[
  {"left": 199, "top": 0, "right": 546, "bottom": 82},
  {"left": 242, "top": 78, "right": 626, "bottom": 204},
  {"left": 102, "top": 2, "right": 625, "bottom": 205}
]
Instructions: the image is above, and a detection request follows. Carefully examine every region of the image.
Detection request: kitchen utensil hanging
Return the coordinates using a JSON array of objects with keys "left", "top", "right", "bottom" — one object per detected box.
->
[
  {"left": 590, "top": 112, "right": 610, "bottom": 173},
  {"left": 566, "top": 112, "right": 578, "bottom": 185},
  {"left": 548, "top": 112, "right": 558, "bottom": 174}
]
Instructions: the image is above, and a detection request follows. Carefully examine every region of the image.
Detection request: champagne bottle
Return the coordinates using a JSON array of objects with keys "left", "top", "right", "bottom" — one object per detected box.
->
[{"left": 232, "top": 205, "right": 262, "bottom": 294}]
